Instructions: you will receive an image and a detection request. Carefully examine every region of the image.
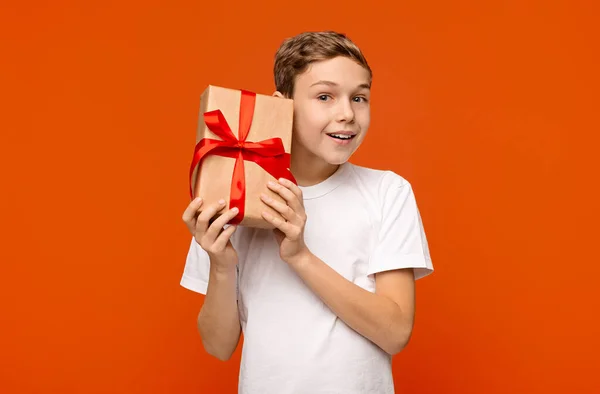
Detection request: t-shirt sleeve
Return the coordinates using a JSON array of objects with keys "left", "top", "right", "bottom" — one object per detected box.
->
[
  {"left": 180, "top": 237, "right": 211, "bottom": 294},
  {"left": 367, "top": 173, "right": 434, "bottom": 280}
]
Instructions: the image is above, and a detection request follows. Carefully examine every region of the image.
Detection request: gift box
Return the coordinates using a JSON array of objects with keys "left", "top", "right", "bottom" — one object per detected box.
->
[{"left": 189, "top": 85, "right": 296, "bottom": 229}]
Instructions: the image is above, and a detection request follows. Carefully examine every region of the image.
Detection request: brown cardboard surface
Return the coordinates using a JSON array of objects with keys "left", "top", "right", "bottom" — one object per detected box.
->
[{"left": 190, "top": 85, "right": 294, "bottom": 229}]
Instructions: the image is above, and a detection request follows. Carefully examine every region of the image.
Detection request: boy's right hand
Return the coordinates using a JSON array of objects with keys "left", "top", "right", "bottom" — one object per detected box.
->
[{"left": 182, "top": 197, "right": 239, "bottom": 269}]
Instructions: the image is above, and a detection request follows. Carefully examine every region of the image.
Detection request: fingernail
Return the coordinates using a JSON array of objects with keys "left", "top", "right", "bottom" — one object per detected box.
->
[
  {"left": 231, "top": 207, "right": 239, "bottom": 213},
  {"left": 278, "top": 178, "right": 287, "bottom": 184},
  {"left": 218, "top": 199, "right": 225, "bottom": 204},
  {"left": 261, "top": 193, "right": 270, "bottom": 201},
  {"left": 268, "top": 181, "right": 275, "bottom": 186}
]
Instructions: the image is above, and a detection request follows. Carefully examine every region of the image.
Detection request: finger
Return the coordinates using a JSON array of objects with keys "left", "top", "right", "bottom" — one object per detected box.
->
[
  {"left": 212, "top": 225, "right": 237, "bottom": 250},
  {"left": 196, "top": 199, "right": 226, "bottom": 234},
  {"left": 205, "top": 206, "right": 240, "bottom": 241},
  {"left": 272, "top": 228, "right": 285, "bottom": 244},
  {"left": 278, "top": 178, "right": 303, "bottom": 201},
  {"left": 267, "top": 180, "right": 304, "bottom": 214},
  {"left": 262, "top": 211, "right": 300, "bottom": 240},
  {"left": 260, "top": 193, "right": 297, "bottom": 223},
  {"left": 182, "top": 197, "right": 203, "bottom": 223}
]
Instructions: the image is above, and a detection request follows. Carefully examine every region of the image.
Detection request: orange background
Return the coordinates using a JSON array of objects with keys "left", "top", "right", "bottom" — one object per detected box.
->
[{"left": 1, "top": 1, "right": 599, "bottom": 393}]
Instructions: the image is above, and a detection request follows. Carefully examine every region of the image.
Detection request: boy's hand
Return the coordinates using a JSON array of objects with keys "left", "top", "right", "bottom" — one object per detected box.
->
[
  {"left": 182, "top": 197, "right": 239, "bottom": 269},
  {"left": 261, "top": 178, "right": 310, "bottom": 264}
]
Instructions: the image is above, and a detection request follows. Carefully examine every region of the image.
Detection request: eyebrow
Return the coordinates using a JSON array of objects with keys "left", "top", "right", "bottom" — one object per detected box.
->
[{"left": 310, "top": 80, "right": 371, "bottom": 90}]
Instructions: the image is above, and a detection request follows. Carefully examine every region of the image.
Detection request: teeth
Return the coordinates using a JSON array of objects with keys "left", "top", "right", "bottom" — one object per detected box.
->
[{"left": 329, "top": 134, "right": 353, "bottom": 139}]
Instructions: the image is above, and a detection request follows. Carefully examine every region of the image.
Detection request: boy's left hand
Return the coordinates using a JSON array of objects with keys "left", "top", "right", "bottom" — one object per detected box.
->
[{"left": 261, "top": 178, "right": 310, "bottom": 264}]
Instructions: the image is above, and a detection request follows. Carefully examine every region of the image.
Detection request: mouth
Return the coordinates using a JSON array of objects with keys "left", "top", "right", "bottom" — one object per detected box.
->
[{"left": 326, "top": 132, "right": 356, "bottom": 141}]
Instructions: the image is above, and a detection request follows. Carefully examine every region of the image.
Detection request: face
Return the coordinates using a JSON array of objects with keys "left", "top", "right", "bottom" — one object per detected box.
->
[{"left": 283, "top": 56, "right": 371, "bottom": 167}]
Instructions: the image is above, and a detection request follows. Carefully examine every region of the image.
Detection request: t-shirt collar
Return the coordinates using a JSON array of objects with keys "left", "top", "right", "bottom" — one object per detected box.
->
[{"left": 299, "top": 162, "right": 350, "bottom": 200}]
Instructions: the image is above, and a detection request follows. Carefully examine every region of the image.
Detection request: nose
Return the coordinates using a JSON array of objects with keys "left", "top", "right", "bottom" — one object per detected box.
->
[{"left": 335, "top": 98, "right": 355, "bottom": 123}]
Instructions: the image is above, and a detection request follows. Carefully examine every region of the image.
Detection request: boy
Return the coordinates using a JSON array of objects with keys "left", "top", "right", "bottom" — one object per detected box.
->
[{"left": 180, "top": 31, "right": 433, "bottom": 394}]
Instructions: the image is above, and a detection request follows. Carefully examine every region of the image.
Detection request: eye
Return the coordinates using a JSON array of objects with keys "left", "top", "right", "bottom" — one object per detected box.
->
[
  {"left": 317, "top": 94, "right": 331, "bottom": 101},
  {"left": 353, "top": 96, "right": 368, "bottom": 103}
]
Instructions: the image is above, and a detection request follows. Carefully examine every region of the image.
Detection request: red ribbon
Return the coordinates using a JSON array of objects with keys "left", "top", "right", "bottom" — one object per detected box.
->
[{"left": 189, "top": 90, "right": 296, "bottom": 224}]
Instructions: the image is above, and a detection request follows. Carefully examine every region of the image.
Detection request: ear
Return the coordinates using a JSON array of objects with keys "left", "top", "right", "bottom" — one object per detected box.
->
[{"left": 272, "top": 91, "right": 285, "bottom": 98}]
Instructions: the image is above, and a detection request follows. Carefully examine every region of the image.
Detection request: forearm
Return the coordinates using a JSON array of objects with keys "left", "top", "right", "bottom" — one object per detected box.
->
[
  {"left": 197, "top": 262, "right": 241, "bottom": 361},
  {"left": 289, "top": 253, "right": 413, "bottom": 355}
]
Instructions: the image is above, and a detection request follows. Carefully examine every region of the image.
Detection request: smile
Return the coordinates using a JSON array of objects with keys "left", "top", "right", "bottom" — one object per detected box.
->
[
  {"left": 327, "top": 133, "right": 354, "bottom": 140},
  {"left": 326, "top": 132, "right": 356, "bottom": 145},
  {"left": 326, "top": 130, "right": 357, "bottom": 140}
]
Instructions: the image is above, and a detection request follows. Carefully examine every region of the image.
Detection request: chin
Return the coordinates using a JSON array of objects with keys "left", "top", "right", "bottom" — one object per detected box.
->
[{"left": 322, "top": 153, "right": 352, "bottom": 166}]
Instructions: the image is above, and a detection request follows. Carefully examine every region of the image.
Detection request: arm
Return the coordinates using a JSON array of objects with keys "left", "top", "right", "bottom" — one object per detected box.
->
[
  {"left": 182, "top": 197, "right": 242, "bottom": 361},
  {"left": 289, "top": 252, "right": 414, "bottom": 356},
  {"left": 260, "top": 177, "right": 429, "bottom": 356},
  {"left": 197, "top": 261, "right": 241, "bottom": 361}
]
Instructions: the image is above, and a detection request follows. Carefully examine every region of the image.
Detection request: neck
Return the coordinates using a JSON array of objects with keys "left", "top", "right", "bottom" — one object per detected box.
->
[{"left": 290, "top": 147, "right": 340, "bottom": 187}]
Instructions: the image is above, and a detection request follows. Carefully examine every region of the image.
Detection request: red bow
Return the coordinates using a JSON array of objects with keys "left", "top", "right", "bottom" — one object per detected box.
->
[{"left": 189, "top": 90, "right": 296, "bottom": 224}]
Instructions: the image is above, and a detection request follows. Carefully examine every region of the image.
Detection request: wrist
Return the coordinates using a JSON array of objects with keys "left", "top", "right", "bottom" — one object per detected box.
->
[
  {"left": 209, "top": 257, "right": 238, "bottom": 277},
  {"left": 285, "top": 248, "right": 313, "bottom": 270}
]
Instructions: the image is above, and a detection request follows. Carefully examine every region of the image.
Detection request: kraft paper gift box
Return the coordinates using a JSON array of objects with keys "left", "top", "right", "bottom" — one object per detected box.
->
[{"left": 188, "top": 85, "right": 296, "bottom": 229}]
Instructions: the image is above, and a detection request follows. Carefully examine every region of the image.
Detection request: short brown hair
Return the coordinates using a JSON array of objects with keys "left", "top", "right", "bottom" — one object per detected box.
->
[{"left": 274, "top": 31, "right": 372, "bottom": 97}]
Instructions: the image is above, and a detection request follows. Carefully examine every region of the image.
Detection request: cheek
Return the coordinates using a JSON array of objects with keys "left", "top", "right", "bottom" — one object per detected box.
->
[
  {"left": 294, "top": 103, "right": 330, "bottom": 134},
  {"left": 357, "top": 108, "right": 371, "bottom": 129}
]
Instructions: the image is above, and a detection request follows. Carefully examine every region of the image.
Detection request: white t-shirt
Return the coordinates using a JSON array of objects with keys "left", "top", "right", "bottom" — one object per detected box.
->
[{"left": 180, "top": 162, "right": 434, "bottom": 394}]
